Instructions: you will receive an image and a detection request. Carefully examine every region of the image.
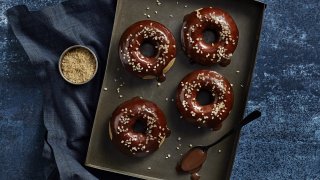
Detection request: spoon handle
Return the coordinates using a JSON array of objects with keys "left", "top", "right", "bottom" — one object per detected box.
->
[
  {"left": 206, "top": 110, "right": 261, "bottom": 149},
  {"left": 240, "top": 110, "right": 262, "bottom": 127}
]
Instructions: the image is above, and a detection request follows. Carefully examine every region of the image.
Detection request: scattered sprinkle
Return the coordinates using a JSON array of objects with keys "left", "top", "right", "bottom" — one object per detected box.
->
[
  {"left": 176, "top": 147, "right": 180, "bottom": 150},
  {"left": 146, "top": 7, "right": 150, "bottom": 10},
  {"left": 240, "top": 84, "right": 244, "bottom": 88},
  {"left": 218, "top": 149, "right": 222, "bottom": 153},
  {"left": 144, "top": 13, "right": 147, "bottom": 16},
  {"left": 147, "top": 15, "right": 151, "bottom": 18},
  {"left": 169, "top": 14, "right": 174, "bottom": 18},
  {"left": 184, "top": 5, "right": 188, "bottom": 8},
  {"left": 180, "top": 116, "right": 183, "bottom": 119},
  {"left": 171, "top": 98, "right": 174, "bottom": 102},
  {"left": 176, "top": 1, "right": 179, "bottom": 5},
  {"left": 154, "top": 11, "right": 158, "bottom": 14},
  {"left": 230, "top": 83, "right": 234, "bottom": 87},
  {"left": 167, "top": 154, "right": 171, "bottom": 158},
  {"left": 198, "top": 126, "right": 201, "bottom": 129},
  {"left": 157, "top": 82, "right": 161, "bottom": 87},
  {"left": 165, "top": 98, "right": 169, "bottom": 101},
  {"left": 147, "top": 167, "right": 152, "bottom": 170},
  {"left": 177, "top": 137, "right": 182, "bottom": 141},
  {"left": 236, "top": 70, "right": 240, "bottom": 73},
  {"left": 189, "top": 144, "right": 193, "bottom": 148},
  {"left": 103, "top": 88, "right": 108, "bottom": 91},
  {"left": 119, "top": 95, "right": 123, "bottom": 98}
]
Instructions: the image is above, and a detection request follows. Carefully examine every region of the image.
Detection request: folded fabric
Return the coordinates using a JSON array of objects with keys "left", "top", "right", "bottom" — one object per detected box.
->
[{"left": 6, "top": 0, "right": 132, "bottom": 179}]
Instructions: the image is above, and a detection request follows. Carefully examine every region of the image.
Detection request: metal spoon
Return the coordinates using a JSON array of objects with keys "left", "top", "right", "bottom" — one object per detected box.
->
[{"left": 178, "top": 110, "right": 262, "bottom": 173}]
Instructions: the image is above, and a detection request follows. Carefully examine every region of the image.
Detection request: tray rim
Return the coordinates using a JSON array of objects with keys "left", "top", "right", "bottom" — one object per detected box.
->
[
  {"left": 86, "top": 0, "right": 267, "bottom": 179},
  {"left": 225, "top": 2, "right": 267, "bottom": 179}
]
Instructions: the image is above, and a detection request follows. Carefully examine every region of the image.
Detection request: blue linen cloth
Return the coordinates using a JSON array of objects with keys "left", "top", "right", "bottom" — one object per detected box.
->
[{"left": 6, "top": 0, "right": 133, "bottom": 179}]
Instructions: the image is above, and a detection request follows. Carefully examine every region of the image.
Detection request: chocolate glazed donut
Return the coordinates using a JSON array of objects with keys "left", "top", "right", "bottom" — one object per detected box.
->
[
  {"left": 119, "top": 20, "right": 176, "bottom": 82},
  {"left": 176, "top": 70, "right": 233, "bottom": 130},
  {"left": 181, "top": 7, "right": 239, "bottom": 66},
  {"left": 109, "top": 97, "right": 171, "bottom": 157}
]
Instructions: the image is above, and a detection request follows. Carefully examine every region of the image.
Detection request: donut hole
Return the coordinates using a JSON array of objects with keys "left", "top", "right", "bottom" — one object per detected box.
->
[
  {"left": 133, "top": 119, "right": 148, "bottom": 134},
  {"left": 140, "top": 41, "right": 157, "bottom": 58},
  {"left": 196, "top": 89, "right": 215, "bottom": 106},
  {"left": 202, "top": 29, "right": 219, "bottom": 44}
]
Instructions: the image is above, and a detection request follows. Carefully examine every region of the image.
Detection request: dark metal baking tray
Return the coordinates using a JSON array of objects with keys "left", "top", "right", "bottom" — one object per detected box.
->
[{"left": 86, "top": 0, "right": 266, "bottom": 179}]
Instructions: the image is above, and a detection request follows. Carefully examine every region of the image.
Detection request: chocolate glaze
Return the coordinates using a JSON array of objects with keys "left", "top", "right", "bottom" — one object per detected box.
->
[
  {"left": 177, "top": 148, "right": 208, "bottom": 180},
  {"left": 176, "top": 70, "right": 234, "bottom": 129},
  {"left": 180, "top": 148, "right": 207, "bottom": 172},
  {"left": 109, "top": 97, "right": 171, "bottom": 157},
  {"left": 119, "top": 20, "right": 176, "bottom": 82},
  {"left": 181, "top": 7, "right": 239, "bottom": 66}
]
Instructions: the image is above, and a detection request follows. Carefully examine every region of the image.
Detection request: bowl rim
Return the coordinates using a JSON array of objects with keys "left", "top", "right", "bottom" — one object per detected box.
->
[{"left": 58, "top": 45, "right": 99, "bottom": 85}]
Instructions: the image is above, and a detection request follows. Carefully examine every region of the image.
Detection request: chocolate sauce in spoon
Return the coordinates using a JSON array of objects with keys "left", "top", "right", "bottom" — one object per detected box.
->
[{"left": 177, "top": 110, "right": 262, "bottom": 179}]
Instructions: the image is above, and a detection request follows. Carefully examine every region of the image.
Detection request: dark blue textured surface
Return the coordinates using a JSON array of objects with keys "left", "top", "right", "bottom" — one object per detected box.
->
[{"left": 0, "top": 0, "right": 319, "bottom": 179}]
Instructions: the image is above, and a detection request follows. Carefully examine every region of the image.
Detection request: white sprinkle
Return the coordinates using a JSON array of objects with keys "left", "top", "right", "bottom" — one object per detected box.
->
[
  {"left": 167, "top": 154, "right": 171, "bottom": 158},
  {"left": 176, "top": 147, "right": 180, "bottom": 150},
  {"left": 189, "top": 144, "right": 193, "bottom": 148},
  {"left": 147, "top": 166, "right": 152, "bottom": 170},
  {"left": 236, "top": 70, "right": 240, "bottom": 73},
  {"left": 177, "top": 137, "right": 182, "bottom": 141},
  {"left": 154, "top": 11, "right": 158, "bottom": 14},
  {"left": 119, "top": 95, "right": 123, "bottom": 98},
  {"left": 103, "top": 88, "right": 108, "bottom": 91},
  {"left": 146, "top": 7, "right": 150, "bottom": 10},
  {"left": 198, "top": 126, "right": 201, "bottom": 129},
  {"left": 230, "top": 83, "right": 234, "bottom": 87},
  {"left": 171, "top": 98, "right": 174, "bottom": 102},
  {"left": 176, "top": 1, "right": 179, "bottom": 5},
  {"left": 218, "top": 149, "right": 222, "bottom": 153},
  {"left": 169, "top": 14, "right": 173, "bottom": 18},
  {"left": 165, "top": 98, "right": 169, "bottom": 101},
  {"left": 156, "top": 0, "right": 162, "bottom": 6},
  {"left": 240, "top": 84, "right": 244, "bottom": 88},
  {"left": 180, "top": 116, "right": 183, "bottom": 119},
  {"left": 147, "top": 15, "right": 151, "bottom": 18},
  {"left": 157, "top": 82, "right": 161, "bottom": 87},
  {"left": 144, "top": 13, "right": 147, "bottom": 16},
  {"left": 184, "top": 5, "right": 188, "bottom": 8}
]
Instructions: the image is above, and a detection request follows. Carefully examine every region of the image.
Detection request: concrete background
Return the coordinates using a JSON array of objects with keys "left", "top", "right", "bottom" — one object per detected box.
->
[{"left": 0, "top": 0, "right": 319, "bottom": 179}]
